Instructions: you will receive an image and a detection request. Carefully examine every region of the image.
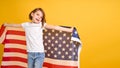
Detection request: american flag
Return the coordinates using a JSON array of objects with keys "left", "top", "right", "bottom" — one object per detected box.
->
[{"left": 0, "top": 25, "right": 82, "bottom": 68}]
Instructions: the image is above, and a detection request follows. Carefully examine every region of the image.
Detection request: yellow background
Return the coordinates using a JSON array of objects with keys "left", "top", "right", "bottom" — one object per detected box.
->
[{"left": 0, "top": 0, "right": 120, "bottom": 68}]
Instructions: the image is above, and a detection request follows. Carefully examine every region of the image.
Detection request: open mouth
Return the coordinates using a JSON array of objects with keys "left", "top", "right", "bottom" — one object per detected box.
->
[{"left": 36, "top": 18, "right": 40, "bottom": 21}]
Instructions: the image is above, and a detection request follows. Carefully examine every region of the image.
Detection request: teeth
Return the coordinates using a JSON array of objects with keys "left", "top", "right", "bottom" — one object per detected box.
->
[{"left": 36, "top": 19, "right": 39, "bottom": 21}]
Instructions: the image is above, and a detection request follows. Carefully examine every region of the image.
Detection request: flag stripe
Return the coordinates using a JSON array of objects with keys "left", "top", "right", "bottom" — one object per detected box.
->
[
  {"left": 5, "top": 39, "right": 26, "bottom": 45},
  {"left": 5, "top": 44, "right": 26, "bottom": 50},
  {"left": 7, "top": 27, "right": 24, "bottom": 31},
  {"left": 43, "top": 62, "right": 78, "bottom": 68},
  {"left": 1, "top": 61, "right": 27, "bottom": 68},
  {"left": 4, "top": 48, "right": 27, "bottom": 54},
  {"left": 71, "top": 37, "right": 82, "bottom": 44},
  {"left": 7, "top": 30, "right": 25, "bottom": 36},
  {"left": 2, "top": 57, "right": 27, "bottom": 63},
  {"left": 0, "top": 26, "right": 81, "bottom": 68},
  {"left": 1, "top": 66, "right": 26, "bottom": 68},
  {"left": 0, "top": 25, "right": 5, "bottom": 36},
  {"left": 6, "top": 35, "right": 26, "bottom": 41},
  {"left": 44, "top": 58, "right": 78, "bottom": 66},
  {"left": 0, "top": 25, "right": 6, "bottom": 44},
  {"left": 3, "top": 52, "right": 27, "bottom": 59}
]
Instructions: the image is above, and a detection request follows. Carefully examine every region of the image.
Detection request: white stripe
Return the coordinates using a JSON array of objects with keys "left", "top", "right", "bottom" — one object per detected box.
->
[
  {"left": 1, "top": 61, "right": 27, "bottom": 67},
  {"left": 7, "top": 27, "right": 24, "bottom": 31},
  {"left": 5, "top": 44, "right": 26, "bottom": 50},
  {"left": 6, "top": 35, "right": 26, "bottom": 40},
  {"left": 44, "top": 58, "right": 78, "bottom": 66},
  {"left": 71, "top": 37, "right": 82, "bottom": 44},
  {"left": 3, "top": 52, "right": 27, "bottom": 59}
]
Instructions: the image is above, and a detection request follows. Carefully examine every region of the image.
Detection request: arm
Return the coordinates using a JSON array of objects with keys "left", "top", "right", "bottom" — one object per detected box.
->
[
  {"left": 44, "top": 24, "right": 73, "bottom": 32},
  {"left": 4, "top": 23, "right": 22, "bottom": 27}
]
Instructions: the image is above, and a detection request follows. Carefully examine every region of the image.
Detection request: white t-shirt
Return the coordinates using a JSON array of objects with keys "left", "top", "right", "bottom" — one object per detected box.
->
[{"left": 21, "top": 22, "right": 46, "bottom": 52}]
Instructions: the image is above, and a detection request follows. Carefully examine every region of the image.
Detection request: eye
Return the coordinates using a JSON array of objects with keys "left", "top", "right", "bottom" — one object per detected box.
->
[
  {"left": 36, "top": 14, "right": 39, "bottom": 16},
  {"left": 40, "top": 16, "right": 43, "bottom": 19}
]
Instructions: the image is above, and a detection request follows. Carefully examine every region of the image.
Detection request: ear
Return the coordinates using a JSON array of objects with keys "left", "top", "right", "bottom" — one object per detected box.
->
[{"left": 31, "top": 12, "right": 34, "bottom": 17}]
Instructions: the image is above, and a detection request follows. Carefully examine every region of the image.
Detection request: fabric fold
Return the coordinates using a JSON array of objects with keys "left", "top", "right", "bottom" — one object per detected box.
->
[{"left": 0, "top": 25, "right": 82, "bottom": 68}]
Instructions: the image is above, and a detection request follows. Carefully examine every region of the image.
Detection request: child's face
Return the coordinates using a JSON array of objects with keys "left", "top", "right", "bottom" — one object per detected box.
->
[{"left": 31, "top": 10, "right": 43, "bottom": 24}]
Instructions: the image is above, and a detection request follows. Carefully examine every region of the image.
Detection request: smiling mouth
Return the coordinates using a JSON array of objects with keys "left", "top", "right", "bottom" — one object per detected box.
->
[{"left": 36, "top": 18, "right": 40, "bottom": 21}]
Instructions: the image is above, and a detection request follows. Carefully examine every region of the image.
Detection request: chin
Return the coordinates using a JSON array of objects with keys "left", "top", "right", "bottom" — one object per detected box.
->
[{"left": 35, "top": 22, "right": 40, "bottom": 24}]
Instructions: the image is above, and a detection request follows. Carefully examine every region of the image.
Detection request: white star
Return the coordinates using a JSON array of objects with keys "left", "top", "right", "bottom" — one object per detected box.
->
[
  {"left": 48, "top": 32, "right": 51, "bottom": 36},
  {"left": 58, "top": 51, "right": 61, "bottom": 55},
  {"left": 63, "top": 33, "right": 66, "bottom": 36},
  {"left": 54, "top": 54, "right": 57, "bottom": 58},
  {"left": 61, "top": 55, "right": 65, "bottom": 58}
]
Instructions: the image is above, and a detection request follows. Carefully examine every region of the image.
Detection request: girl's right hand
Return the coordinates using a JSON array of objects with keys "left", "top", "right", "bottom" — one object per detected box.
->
[{"left": 4, "top": 23, "right": 7, "bottom": 26}]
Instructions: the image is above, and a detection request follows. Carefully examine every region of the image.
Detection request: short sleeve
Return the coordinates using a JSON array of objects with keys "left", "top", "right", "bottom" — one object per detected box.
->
[{"left": 21, "top": 23, "right": 25, "bottom": 28}]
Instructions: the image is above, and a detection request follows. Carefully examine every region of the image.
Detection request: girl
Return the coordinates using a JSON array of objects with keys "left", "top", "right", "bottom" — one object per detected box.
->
[{"left": 4, "top": 8, "right": 73, "bottom": 68}]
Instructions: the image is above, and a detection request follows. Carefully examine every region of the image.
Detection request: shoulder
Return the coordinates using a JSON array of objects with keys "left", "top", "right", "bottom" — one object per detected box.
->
[
  {"left": 22, "top": 22, "right": 30, "bottom": 25},
  {"left": 21, "top": 22, "right": 31, "bottom": 27}
]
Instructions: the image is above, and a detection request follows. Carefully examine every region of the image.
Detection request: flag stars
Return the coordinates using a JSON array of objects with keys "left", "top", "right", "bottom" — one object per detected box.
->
[
  {"left": 68, "top": 55, "right": 72, "bottom": 59},
  {"left": 51, "top": 43, "right": 54, "bottom": 47},
  {"left": 59, "top": 37, "right": 62, "bottom": 40},
  {"left": 62, "top": 40, "right": 66, "bottom": 44},
  {"left": 62, "top": 48, "right": 65, "bottom": 51},
  {"left": 44, "top": 36, "right": 48, "bottom": 39},
  {"left": 48, "top": 46, "right": 51, "bottom": 50},
  {"left": 52, "top": 29, "right": 55, "bottom": 32},
  {"left": 58, "top": 51, "right": 61, "bottom": 55},
  {"left": 47, "top": 53, "right": 50, "bottom": 57},
  {"left": 55, "top": 33, "right": 58, "bottom": 36},
  {"left": 73, "top": 52, "right": 76, "bottom": 55},
  {"left": 73, "top": 44, "right": 76, "bottom": 48},
  {"left": 69, "top": 48, "right": 72, "bottom": 51},
  {"left": 44, "top": 43, "right": 47, "bottom": 46},
  {"left": 54, "top": 54, "right": 57, "bottom": 58},
  {"left": 55, "top": 40, "right": 58, "bottom": 43},
  {"left": 67, "top": 37, "right": 70, "bottom": 40},
  {"left": 51, "top": 51, "right": 54, "bottom": 54},
  {"left": 48, "top": 33, "right": 51, "bottom": 36},
  {"left": 54, "top": 47, "right": 58, "bottom": 51},
  {"left": 43, "top": 28, "right": 79, "bottom": 61},
  {"left": 52, "top": 36, "right": 55, "bottom": 39},
  {"left": 63, "top": 33, "right": 66, "bottom": 36},
  {"left": 66, "top": 44, "right": 69, "bottom": 47},
  {"left": 61, "top": 55, "right": 65, "bottom": 59},
  {"left": 65, "top": 52, "right": 68, "bottom": 55},
  {"left": 75, "top": 31, "right": 77, "bottom": 34},
  {"left": 48, "top": 40, "right": 51, "bottom": 43},
  {"left": 58, "top": 44, "right": 62, "bottom": 47}
]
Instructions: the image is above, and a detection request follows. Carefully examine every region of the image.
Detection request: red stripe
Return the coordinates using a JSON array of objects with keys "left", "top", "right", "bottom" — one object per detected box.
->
[
  {"left": 43, "top": 62, "right": 78, "bottom": 68},
  {"left": 2, "top": 57, "right": 27, "bottom": 63},
  {"left": 5, "top": 39, "right": 26, "bottom": 45},
  {"left": 1, "top": 65, "right": 26, "bottom": 68},
  {"left": 4, "top": 48, "right": 27, "bottom": 54},
  {"left": 0, "top": 25, "right": 6, "bottom": 44},
  {"left": 0, "top": 25, "right": 6, "bottom": 36},
  {"left": 7, "top": 30, "right": 25, "bottom": 36}
]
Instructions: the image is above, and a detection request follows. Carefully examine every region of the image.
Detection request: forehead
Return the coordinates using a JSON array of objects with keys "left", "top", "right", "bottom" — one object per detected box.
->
[{"left": 34, "top": 10, "right": 43, "bottom": 16}]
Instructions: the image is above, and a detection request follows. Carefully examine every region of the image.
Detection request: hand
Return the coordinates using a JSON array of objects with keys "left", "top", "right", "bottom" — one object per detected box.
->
[
  {"left": 70, "top": 27, "right": 74, "bottom": 32},
  {"left": 4, "top": 23, "right": 7, "bottom": 26}
]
